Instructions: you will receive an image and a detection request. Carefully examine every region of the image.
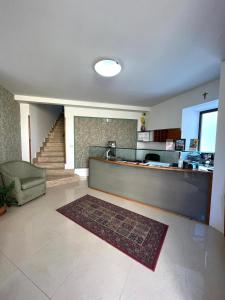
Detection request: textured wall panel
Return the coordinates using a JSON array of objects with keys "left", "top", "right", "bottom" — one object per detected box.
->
[
  {"left": 74, "top": 117, "right": 137, "bottom": 168},
  {"left": 0, "top": 85, "right": 21, "bottom": 163}
]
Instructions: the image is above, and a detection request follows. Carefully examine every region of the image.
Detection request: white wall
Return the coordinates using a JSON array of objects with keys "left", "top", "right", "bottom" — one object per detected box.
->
[
  {"left": 181, "top": 109, "right": 199, "bottom": 150},
  {"left": 64, "top": 106, "right": 144, "bottom": 175},
  {"left": 148, "top": 80, "right": 219, "bottom": 130},
  {"left": 15, "top": 94, "right": 150, "bottom": 113},
  {"left": 20, "top": 103, "right": 30, "bottom": 161},
  {"left": 20, "top": 103, "right": 62, "bottom": 161},
  {"left": 138, "top": 82, "right": 219, "bottom": 151},
  {"left": 210, "top": 62, "right": 225, "bottom": 234}
]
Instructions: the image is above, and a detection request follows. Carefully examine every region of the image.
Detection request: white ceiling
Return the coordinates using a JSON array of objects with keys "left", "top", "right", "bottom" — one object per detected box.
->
[{"left": 0, "top": 0, "right": 225, "bottom": 106}]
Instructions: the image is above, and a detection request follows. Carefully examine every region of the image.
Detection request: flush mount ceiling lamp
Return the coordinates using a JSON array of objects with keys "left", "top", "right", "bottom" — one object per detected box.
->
[{"left": 94, "top": 59, "right": 121, "bottom": 77}]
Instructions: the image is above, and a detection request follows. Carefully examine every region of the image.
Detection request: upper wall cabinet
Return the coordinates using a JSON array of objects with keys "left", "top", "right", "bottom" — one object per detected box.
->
[{"left": 153, "top": 128, "right": 181, "bottom": 142}]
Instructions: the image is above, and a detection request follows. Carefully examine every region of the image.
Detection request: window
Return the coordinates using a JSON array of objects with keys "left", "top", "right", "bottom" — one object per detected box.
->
[{"left": 199, "top": 109, "right": 218, "bottom": 152}]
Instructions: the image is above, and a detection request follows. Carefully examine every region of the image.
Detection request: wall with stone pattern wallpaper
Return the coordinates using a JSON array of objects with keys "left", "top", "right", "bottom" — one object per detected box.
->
[
  {"left": 0, "top": 85, "right": 21, "bottom": 163},
  {"left": 74, "top": 117, "right": 137, "bottom": 168}
]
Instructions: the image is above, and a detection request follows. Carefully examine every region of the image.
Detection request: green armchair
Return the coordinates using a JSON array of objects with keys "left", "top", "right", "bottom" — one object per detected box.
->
[{"left": 0, "top": 160, "right": 46, "bottom": 206}]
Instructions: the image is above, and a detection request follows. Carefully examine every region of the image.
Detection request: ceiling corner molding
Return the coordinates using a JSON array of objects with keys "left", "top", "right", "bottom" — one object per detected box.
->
[{"left": 14, "top": 95, "right": 151, "bottom": 112}]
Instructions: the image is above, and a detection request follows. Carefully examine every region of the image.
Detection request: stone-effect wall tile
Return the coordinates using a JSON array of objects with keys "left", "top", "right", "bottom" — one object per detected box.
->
[
  {"left": 0, "top": 85, "right": 21, "bottom": 163},
  {"left": 74, "top": 117, "right": 137, "bottom": 168}
]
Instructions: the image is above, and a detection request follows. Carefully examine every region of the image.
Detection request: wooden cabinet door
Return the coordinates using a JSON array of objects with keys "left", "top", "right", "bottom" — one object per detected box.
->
[
  {"left": 154, "top": 130, "right": 161, "bottom": 142},
  {"left": 160, "top": 129, "right": 168, "bottom": 142},
  {"left": 167, "top": 128, "right": 181, "bottom": 140},
  {"left": 153, "top": 128, "right": 181, "bottom": 142}
]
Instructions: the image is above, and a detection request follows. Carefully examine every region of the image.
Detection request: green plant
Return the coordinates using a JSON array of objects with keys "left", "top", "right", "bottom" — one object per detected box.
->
[{"left": 0, "top": 181, "right": 16, "bottom": 207}]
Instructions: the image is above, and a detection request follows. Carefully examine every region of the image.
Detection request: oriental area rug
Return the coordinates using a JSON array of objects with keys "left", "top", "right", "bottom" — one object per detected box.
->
[{"left": 57, "top": 195, "right": 168, "bottom": 271}]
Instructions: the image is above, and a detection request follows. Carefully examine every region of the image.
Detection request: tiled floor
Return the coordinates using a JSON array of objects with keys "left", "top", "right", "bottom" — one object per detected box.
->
[{"left": 0, "top": 181, "right": 224, "bottom": 300}]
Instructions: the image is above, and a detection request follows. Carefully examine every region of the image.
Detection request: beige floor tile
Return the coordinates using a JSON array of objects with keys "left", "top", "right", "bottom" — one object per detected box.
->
[
  {"left": 0, "top": 180, "right": 224, "bottom": 300},
  {"left": 0, "top": 252, "right": 17, "bottom": 285},
  {"left": 120, "top": 261, "right": 188, "bottom": 300},
  {"left": 0, "top": 270, "right": 48, "bottom": 300},
  {"left": 20, "top": 234, "right": 89, "bottom": 297},
  {"left": 51, "top": 254, "right": 131, "bottom": 300},
  {"left": 0, "top": 218, "right": 59, "bottom": 266}
]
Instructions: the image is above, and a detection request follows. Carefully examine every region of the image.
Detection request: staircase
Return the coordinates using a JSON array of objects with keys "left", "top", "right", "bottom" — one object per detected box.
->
[{"left": 34, "top": 115, "right": 79, "bottom": 187}]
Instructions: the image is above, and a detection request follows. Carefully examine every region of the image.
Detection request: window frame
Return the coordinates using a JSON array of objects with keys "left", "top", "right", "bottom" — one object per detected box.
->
[{"left": 198, "top": 108, "right": 218, "bottom": 152}]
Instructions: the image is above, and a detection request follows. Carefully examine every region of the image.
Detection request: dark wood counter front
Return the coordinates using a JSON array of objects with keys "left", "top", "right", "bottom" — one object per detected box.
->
[{"left": 88, "top": 158, "right": 212, "bottom": 224}]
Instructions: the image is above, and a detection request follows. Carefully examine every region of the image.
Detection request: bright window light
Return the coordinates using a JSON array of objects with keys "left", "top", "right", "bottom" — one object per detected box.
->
[{"left": 199, "top": 110, "right": 218, "bottom": 152}]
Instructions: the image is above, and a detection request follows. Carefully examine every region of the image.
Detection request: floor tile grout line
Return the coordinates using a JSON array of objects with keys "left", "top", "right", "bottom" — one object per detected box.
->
[
  {"left": 49, "top": 259, "right": 84, "bottom": 300},
  {"left": 118, "top": 262, "right": 133, "bottom": 300},
  {"left": 0, "top": 223, "right": 90, "bottom": 300},
  {"left": 0, "top": 250, "right": 51, "bottom": 299},
  {"left": 0, "top": 231, "right": 59, "bottom": 271}
]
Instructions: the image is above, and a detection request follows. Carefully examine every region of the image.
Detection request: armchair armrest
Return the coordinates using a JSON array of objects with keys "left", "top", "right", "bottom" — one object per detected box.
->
[
  {"left": 27, "top": 164, "right": 47, "bottom": 178},
  {"left": 0, "top": 170, "right": 21, "bottom": 193}
]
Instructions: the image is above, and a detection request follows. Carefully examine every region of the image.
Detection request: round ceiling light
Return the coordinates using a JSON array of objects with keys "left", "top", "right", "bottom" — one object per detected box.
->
[{"left": 94, "top": 59, "right": 121, "bottom": 77}]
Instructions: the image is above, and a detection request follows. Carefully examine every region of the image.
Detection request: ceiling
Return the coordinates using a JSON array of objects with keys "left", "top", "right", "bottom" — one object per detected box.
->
[{"left": 0, "top": 0, "right": 225, "bottom": 107}]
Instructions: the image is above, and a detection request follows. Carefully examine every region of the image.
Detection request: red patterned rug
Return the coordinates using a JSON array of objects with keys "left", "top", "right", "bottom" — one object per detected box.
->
[{"left": 57, "top": 195, "right": 168, "bottom": 271}]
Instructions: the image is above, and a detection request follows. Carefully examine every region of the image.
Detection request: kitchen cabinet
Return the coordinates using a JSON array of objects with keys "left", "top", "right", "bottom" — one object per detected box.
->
[{"left": 153, "top": 128, "right": 181, "bottom": 142}]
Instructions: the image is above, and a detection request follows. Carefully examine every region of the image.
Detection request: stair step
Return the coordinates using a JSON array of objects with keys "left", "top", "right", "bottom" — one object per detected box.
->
[
  {"left": 49, "top": 136, "right": 64, "bottom": 140},
  {"left": 51, "top": 125, "right": 63, "bottom": 128},
  {"left": 34, "top": 115, "right": 66, "bottom": 166},
  {"left": 47, "top": 138, "right": 64, "bottom": 142},
  {"left": 35, "top": 162, "right": 65, "bottom": 169},
  {"left": 40, "top": 151, "right": 64, "bottom": 157},
  {"left": 53, "top": 129, "right": 64, "bottom": 132},
  {"left": 52, "top": 132, "right": 63, "bottom": 135},
  {"left": 53, "top": 133, "right": 63, "bottom": 135},
  {"left": 47, "top": 175, "right": 79, "bottom": 188},
  {"left": 49, "top": 133, "right": 64, "bottom": 137},
  {"left": 53, "top": 128, "right": 64, "bottom": 131},
  {"left": 47, "top": 169, "right": 74, "bottom": 176},
  {"left": 44, "top": 146, "right": 64, "bottom": 151},
  {"left": 47, "top": 141, "right": 64, "bottom": 144},
  {"left": 45, "top": 142, "right": 64, "bottom": 147},
  {"left": 50, "top": 129, "right": 64, "bottom": 132},
  {"left": 45, "top": 142, "right": 64, "bottom": 146},
  {"left": 37, "top": 156, "right": 65, "bottom": 163}
]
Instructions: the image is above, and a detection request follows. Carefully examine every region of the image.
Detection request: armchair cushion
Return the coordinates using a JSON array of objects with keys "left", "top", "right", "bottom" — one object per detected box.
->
[{"left": 20, "top": 177, "right": 46, "bottom": 190}]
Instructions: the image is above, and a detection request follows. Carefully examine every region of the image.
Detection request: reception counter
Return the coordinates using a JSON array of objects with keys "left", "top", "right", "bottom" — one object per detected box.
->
[{"left": 88, "top": 157, "right": 212, "bottom": 224}]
